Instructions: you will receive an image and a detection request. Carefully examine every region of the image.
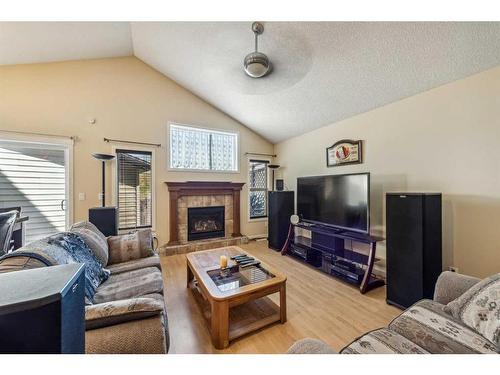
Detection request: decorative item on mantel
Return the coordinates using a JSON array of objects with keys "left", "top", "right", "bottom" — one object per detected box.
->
[{"left": 326, "top": 139, "right": 362, "bottom": 167}]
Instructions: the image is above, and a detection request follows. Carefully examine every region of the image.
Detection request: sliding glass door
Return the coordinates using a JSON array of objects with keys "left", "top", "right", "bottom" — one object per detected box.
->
[{"left": 0, "top": 139, "right": 72, "bottom": 244}]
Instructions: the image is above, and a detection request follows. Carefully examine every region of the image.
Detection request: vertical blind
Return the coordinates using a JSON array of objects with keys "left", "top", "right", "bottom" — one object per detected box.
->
[
  {"left": 248, "top": 159, "right": 269, "bottom": 219},
  {"left": 169, "top": 124, "right": 238, "bottom": 171},
  {"left": 116, "top": 149, "right": 152, "bottom": 230},
  {"left": 0, "top": 142, "right": 67, "bottom": 243}
]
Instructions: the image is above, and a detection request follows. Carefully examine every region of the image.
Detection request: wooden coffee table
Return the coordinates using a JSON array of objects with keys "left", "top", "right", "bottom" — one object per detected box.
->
[{"left": 186, "top": 246, "right": 287, "bottom": 349}]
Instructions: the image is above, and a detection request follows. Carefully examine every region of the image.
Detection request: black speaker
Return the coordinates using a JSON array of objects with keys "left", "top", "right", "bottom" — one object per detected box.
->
[
  {"left": 0, "top": 264, "right": 85, "bottom": 353},
  {"left": 386, "top": 193, "right": 442, "bottom": 309},
  {"left": 268, "top": 191, "right": 294, "bottom": 251},
  {"left": 275, "top": 179, "right": 284, "bottom": 191},
  {"left": 89, "top": 206, "right": 118, "bottom": 237}
]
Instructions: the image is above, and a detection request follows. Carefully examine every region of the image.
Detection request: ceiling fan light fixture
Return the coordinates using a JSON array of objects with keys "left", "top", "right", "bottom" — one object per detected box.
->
[
  {"left": 244, "top": 52, "right": 271, "bottom": 78},
  {"left": 244, "top": 22, "right": 272, "bottom": 78}
]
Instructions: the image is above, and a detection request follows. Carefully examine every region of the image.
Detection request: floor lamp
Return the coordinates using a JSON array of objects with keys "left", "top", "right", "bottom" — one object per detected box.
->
[
  {"left": 92, "top": 153, "right": 115, "bottom": 207},
  {"left": 267, "top": 164, "right": 280, "bottom": 191}
]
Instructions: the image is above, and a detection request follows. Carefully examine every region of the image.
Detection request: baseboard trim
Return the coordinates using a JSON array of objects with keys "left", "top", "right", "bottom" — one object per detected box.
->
[{"left": 247, "top": 234, "right": 268, "bottom": 240}]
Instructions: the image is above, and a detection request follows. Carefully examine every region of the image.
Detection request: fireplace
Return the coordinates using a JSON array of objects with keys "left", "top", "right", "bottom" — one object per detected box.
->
[
  {"left": 165, "top": 181, "right": 245, "bottom": 246},
  {"left": 188, "top": 206, "right": 225, "bottom": 241}
]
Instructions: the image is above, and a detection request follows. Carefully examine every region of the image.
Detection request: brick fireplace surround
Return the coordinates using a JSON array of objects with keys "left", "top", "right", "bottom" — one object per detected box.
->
[{"left": 163, "top": 182, "right": 247, "bottom": 254}]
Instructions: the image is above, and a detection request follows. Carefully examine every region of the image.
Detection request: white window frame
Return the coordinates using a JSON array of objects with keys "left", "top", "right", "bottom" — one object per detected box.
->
[
  {"left": 111, "top": 144, "right": 156, "bottom": 232},
  {"left": 0, "top": 131, "right": 74, "bottom": 229},
  {"left": 247, "top": 156, "right": 271, "bottom": 222},
  {"left": 167, "top": 122, "right": 240, "bottom": 173}
]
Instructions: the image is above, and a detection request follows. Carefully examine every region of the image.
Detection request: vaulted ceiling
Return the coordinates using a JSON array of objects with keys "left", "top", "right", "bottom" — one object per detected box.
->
[{"left": 3, "top": 22, "right": 500, "bottom": 143}]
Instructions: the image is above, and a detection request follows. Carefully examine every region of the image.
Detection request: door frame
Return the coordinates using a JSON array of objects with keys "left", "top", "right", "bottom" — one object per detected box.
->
[{"left": 0, "top": 131, "right": 74, "bottom": 229}]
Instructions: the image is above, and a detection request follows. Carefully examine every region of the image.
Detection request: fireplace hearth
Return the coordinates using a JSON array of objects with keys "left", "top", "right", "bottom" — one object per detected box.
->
[{"left": 188, "top": 206, "right": 225, "bottom": 241}]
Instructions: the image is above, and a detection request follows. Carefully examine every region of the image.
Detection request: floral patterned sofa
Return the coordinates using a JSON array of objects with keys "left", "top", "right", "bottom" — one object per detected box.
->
[{"left": 288, "top": 271, "right": 499, "bottom": 354}]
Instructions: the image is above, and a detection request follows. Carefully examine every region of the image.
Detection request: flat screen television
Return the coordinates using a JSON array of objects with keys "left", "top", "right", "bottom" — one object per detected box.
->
[{"left": 297, "top": 172, "right": 370, "bottom": 233}]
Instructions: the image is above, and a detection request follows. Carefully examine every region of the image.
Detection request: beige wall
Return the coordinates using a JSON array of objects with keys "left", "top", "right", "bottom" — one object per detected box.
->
[
  {"left": 275, "top": 65, "right": 500, "bottom": 278},
  {"left": 0, "top": 56, "right": 274, "bottom": 245}
]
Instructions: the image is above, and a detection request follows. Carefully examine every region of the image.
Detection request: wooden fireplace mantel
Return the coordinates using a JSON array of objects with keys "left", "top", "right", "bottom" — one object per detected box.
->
[{"left": 165, "top": 181, "right": 245, "bottom": 246}]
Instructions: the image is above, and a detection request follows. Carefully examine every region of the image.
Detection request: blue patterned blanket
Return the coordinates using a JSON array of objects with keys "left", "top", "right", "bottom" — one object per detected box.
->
[{"left": 1, "top": 232, "right": 109, "bottom": 303}]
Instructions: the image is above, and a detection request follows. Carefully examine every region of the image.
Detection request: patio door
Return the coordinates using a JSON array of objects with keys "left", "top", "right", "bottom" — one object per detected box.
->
[{"left": 0, "top": 138, "right": 72, "bottom": 244}]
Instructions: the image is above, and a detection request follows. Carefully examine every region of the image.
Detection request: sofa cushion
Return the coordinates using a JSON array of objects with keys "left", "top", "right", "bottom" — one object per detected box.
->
[
  {"left": 71, "top": 221, "right": 107, "bottom": 243},
  {"left": 85, "top": 296, "right": 164, "bottom": 330},
  {"left": 85, "top": 314, "right": 167, "bottom": 354},
  {"left": 106, "top": 254, "right": 161, "bottom": 275},
  {"left": 140, "top": 292, "right": 165, "bottom": 303},
  {"left": 444, "top": 273, "right": 500, "bottom": 347},
  {"left": 389, "top": 299, "right": 497, "bottom": 354},
  {"left": 341, "top": 328, "right": 428, "bottom": 354},
  {"left": 93, "top": 266, "right": 163, "bottom": 304},
  {"left": 107, "top": 229, "right": 155, "bottom": 265},
  {"left": 71, "top": 228, "right": 109, "bottom": 266}
]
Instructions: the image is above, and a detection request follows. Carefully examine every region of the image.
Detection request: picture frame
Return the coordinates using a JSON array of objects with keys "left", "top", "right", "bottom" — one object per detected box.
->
[{"left": 326, "top": 139, "right": 362, "bottom": 167}]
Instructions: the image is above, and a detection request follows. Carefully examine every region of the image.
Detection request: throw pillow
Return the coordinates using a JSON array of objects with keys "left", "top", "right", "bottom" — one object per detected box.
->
[
  {"left": 445, "top": 273, "right": 500, "bottom": 346},
  {"left": 107, "top": 229, "right": 155, "bottom": 265},
  {"left": 71, "top": 227, "right": 109, "bottom": 266},
  {"left": 70, "top": 221, "right": 107, "bottom": 243}
]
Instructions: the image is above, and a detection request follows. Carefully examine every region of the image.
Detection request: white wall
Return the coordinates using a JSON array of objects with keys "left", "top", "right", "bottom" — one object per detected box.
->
[
  {"left": 275, "top": 65, "right": 500, "bottom": 278},
  {"left": 0, "top": 56, "right": 274, "bottom": 245}
]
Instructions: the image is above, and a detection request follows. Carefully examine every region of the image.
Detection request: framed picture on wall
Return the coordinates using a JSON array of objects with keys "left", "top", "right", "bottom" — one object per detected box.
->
[{"left": 326, "top": 139, "right": 362, "bottom": 167}]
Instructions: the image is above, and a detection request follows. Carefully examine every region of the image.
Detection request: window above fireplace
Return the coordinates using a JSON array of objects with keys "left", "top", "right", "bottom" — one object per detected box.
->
[{"left": 169, "top": 123, "right": 238, "bottom": 172}]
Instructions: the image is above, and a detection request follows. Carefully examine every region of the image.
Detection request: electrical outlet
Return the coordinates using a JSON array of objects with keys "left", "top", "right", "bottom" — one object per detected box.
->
[
  {"left": 78, "top": 192, "right": 86, "bottom": 201},
  {"left": 448, "top": 266, "right": 459, "bottom": 273}
]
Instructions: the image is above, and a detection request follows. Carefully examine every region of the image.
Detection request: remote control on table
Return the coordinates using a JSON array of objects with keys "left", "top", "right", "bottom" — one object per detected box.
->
[
  {"left": 240, "top": 261, "right": 261, "bottom": 268},
  {"left": 231, "top": 255, "right": 247, "bottom": 260},
  {"left": 238, "top": 259, "right": 256, "bottom": 265}
]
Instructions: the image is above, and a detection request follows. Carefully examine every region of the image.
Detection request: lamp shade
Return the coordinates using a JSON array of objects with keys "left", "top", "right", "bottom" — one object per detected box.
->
[{"left": 92, "top": 153, "right": 115, "bottom": 161}]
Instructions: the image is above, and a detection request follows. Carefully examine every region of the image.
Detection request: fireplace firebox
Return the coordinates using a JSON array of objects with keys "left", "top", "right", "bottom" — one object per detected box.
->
[{"left": 187, "top": 206, "right": 225, "bottom": 241}]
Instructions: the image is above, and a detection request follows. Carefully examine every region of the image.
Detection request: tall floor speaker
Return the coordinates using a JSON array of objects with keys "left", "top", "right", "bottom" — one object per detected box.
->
[
  {"left": 386, "top": 193, "right": 442, "bottom": 309},
  {"left": 89, "top": 206, "right": 118, "bottom": 237},
  {"left": 268, "top": 191, "right": 294, "bottom": 251}
]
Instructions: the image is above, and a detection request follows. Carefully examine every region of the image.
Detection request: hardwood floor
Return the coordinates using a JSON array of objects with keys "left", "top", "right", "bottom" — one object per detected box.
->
[{"left": 160, "top": 240, "right": 401, "bottom": 354}]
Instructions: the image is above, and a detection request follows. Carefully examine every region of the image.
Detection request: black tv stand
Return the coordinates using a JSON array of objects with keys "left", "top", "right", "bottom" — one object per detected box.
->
[{"left": 281, "top": 222, "right": 385, "bottom": 294}]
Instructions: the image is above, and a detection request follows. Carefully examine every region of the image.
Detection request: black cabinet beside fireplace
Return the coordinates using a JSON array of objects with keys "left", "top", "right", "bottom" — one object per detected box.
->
[{"left": 188, "top": 206, "right": 225, "bottom": 241}]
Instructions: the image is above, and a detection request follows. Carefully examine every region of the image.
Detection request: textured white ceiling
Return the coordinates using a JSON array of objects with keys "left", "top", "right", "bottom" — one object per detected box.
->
[
  {"left": 3, "top": 22, "right": 500, "bottom": 143},
  {"left": 132, "top": 22, "right": 500, "bottom": 143},
  {"left": 0, "top": 22, "right": 132, "bottom": 65}
]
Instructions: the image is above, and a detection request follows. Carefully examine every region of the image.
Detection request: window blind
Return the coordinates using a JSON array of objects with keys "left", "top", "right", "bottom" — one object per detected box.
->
[
  {"left": 116, "top": 149, "right": 153, "bottom": 230},
  {"left": 0, "top": 142, "right": 67, "bottom": 243},
  {"left": 249, "top": 159, "right": 269, "bottom": 219}
]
